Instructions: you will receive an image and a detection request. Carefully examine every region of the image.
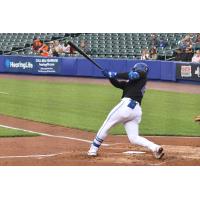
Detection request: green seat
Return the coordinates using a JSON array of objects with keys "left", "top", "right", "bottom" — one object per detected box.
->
[
  {"left": 91, "top": 55, "right": 98, "bottom": 58},
  {"left": 135, "top": 49, "right": 141, "bottom": 54},
  {"left": 120, "top": 55, "right": 128, "bottom": 58},
  {"left": 112, "top": 39, "right": 119, "bottom": 44},
  {"left": 91, "top": 43, "right": 98, "bottom": 48},
  {"left": 113, "top": 49, "right": 119, "bottom": 54},
  {"left": 128, "top": 55, "right": 135, "bottom": 59},
  {"left": 113, "top": 55, "right": 120, "bottom": 58},
  {"left": 127, "top": 49, "right": 134, "bottom": 53},
  {"left": 11, "top": 51, "right": 19, "bottom": 55},
  {"left": 105, "top": 55, "right": 113, "bottom": 58},
  {"left": 98, "top": 54, "right": 105, "bottom": 58},
  {"left": 119, "top": 49, "right": 127, "bottom": 54},
  {"left": 18, "top": 42, "right": 26, "bottom": 47},
  {"left": 105, "top": 49, "right": 112, "bottom": 54}
]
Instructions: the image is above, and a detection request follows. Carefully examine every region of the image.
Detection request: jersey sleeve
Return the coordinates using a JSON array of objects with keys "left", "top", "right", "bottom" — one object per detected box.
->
[
  {"left": 116, "top": 71, "right": 147, "bottom": 80},
  {"left": 109, "top": 78, "right": 127, "bottom": 89},
  {"left": 115, "top": 72, "right": 129, "bottom": 79}
]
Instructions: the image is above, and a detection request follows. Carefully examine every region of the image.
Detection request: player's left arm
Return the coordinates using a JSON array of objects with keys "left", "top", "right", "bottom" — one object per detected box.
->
[
  {"left": 109, "top": 78, "right": 127, "bottom": 89},
  {"left": 103, "top": 71, "right": 145, "bottom": 80},
  {"left": 116, "top": 72, "right": 140, "bottom": 80},
  {"left": 102, "top": 69, "right": 146, "bottom": 80}
]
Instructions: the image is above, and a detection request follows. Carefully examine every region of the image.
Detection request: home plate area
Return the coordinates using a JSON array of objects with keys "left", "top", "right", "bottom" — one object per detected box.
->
[{"left": 0, "top": 115, "right": 200, "bottom": 166}]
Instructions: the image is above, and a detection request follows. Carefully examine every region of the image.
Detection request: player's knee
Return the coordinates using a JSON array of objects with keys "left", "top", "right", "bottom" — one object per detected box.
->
[{"left": 135, "top": 116, "right": 142, "bottom": 124}]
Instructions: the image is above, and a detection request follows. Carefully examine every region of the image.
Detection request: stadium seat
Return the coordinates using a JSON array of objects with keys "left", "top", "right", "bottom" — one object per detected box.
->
[{"left": 0, "top": 33, "right": 198, "bottom": 60}]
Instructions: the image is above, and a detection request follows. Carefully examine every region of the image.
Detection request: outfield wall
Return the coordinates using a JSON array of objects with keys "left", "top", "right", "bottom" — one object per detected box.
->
[{"left": 0, "top": 55, "right": 199, "bottom": 82}]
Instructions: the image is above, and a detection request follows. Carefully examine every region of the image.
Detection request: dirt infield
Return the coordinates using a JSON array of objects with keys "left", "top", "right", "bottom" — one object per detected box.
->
[
  {"left": 0, "top": 74, "right": 200, "bottom": 166},
  {"left": 0, "top": 115, "right": 200, "bottom": 166}
]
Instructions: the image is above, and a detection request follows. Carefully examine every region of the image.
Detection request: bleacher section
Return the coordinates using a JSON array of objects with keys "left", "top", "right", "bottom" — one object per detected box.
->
[
  {"left": 0, "top": 33, "right": 69, "bottom": 55},
  {"left": 0, "top": 33, "right": 199, "bottom": 59}
]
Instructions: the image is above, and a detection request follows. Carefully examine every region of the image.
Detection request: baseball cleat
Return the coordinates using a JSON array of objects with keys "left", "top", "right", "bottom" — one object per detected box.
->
[
  {"left": 87, "top": 150, "right": 98, "bottom": 157},
  {"left": 153, "top": 146, "right": 164, "bottom": 159},
  {"left": 87, "top": 145, "right": 98, "bottom": 157}
]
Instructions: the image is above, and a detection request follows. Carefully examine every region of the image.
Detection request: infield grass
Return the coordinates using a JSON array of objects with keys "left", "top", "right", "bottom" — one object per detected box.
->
[{"left": 0, "top": 78, "right": 199, "bottom": 136}]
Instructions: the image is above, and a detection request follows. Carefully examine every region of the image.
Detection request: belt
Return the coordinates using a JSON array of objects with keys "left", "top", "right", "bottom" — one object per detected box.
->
[
  {"left": 128, "top": 99, "right": 138, "bottom": 109},
  {"left": 121, "top": 98, "right": 138, "bottom": 109}
]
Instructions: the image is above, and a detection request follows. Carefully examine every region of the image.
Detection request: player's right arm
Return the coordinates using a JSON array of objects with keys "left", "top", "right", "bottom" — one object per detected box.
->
[
  {"left": 101, "top": 70, "right": 127, "bottom": 89},
  {"left": 102, "top": 70, "right": 143, "bottom": 80},
  {"left": 116, "top": 71, "right": 147, "bottom": 80}
]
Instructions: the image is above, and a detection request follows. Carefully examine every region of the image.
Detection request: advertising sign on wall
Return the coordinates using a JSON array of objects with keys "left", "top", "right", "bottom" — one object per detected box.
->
[
  {"left": 1, "top": 56, "right": 60, "bottom": 74},
  {"left": 176, "top": 63, "right": 200, "bottom": 81}
]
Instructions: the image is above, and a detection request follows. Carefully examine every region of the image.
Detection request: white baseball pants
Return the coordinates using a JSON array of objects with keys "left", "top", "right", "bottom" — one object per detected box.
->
[{"left": 91, "top": 98, "right": 159, "bottom": 152}]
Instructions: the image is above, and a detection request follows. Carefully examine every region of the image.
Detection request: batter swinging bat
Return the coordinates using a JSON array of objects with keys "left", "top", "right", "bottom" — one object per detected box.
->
[{"left": 67, "top": 41, "right": 104, "bottom": 71}]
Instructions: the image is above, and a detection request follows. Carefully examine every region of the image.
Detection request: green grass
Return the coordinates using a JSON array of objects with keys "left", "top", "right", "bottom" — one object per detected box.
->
[
  {"left": 0, "top": 78, "right": 199, "bottom": 137},
  {"left": 0, "top": 127, "right": 38, "bottom": 137}
]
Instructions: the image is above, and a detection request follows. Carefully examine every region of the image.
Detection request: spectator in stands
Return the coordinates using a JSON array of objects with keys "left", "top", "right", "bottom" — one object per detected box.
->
[
  {"left": 150, "top": 33, "right": 159, "bottom": 47},
  {"left": 80, "top": 40, "right": 90, "bottom": 54},
  {"left": 194, "top": 34, "right": 200, "bottom": 50},
  {"left": 40, "top": 49, "right": 49, "bottom": 57},
  {"left": 195, "top": 34, "right": 200, "bottom": 44},
  {"left": 149, "top": 46, "right": 158, "bottom": 60},
  {"left": 61, "top": 42, "right": 70, "bottom": 55},
  {"left": 53, "top": 40, "right": 63, "bottom": 55},
  {"left": 32, "top": 37, "right": 42, "bottom": 52},
  {"left": 178, "top": 35, "right": 193, "bottom": 51},
  {"left": 38, "top": 41, "right": 49, "bottom": 53},
  {"left": 49, "top": 41, "right": 54, "bottom": 48},
  {"left": 192, "top": 50, "right": 200, "bottom": 63},
  {"left": 159, "top": 38, "right": 168, "bottom": 48},
  {"left": 176, "top": 35, "right": 193, "bottom": 61},
  {"left": 141, "top": 48, "right": 150, "bottom": 60},
  {"left": 69, "top": 45, "right": 77, "bottom": 55},
  {"left": 48, "top": 41, "right": 55, "bottom": 57},
  {"left": 37, "top": 41, "right": 49, "bottom": 57},
  {"left": 49, "top": 46, "right": 59, "bottom": 57}
]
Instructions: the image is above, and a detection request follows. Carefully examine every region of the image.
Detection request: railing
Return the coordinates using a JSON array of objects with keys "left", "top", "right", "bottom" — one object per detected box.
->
[{"left": 163, "top": 47, "right": 177, "bottom": 61}]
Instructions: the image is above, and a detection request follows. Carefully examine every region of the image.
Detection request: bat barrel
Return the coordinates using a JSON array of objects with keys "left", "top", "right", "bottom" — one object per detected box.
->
[{"left": 67, "top": 41, "right": 104, "bottom": 71}]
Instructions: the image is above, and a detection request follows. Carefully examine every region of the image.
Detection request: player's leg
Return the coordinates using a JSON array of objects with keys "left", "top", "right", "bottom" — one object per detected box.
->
[
  {"left": 88, "top": 100, "right": 127, "bottom": 156},
  {"left": 124, "top": 120, "right": 157, "bottom": 150},
  {"left": 124, "top": 120, "right": 164, "bottom": 159},
  {"left": 124, "top": 105, "right": 164, "bottom": 159}
]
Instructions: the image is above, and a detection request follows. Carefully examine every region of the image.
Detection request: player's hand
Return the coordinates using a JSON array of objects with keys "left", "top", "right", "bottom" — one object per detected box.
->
[
  {"left": 102, "top": 70, "right": 117, "bottom": 78},
  {"left": 128, "top": 71, "right": 140, "bottom": 80}
]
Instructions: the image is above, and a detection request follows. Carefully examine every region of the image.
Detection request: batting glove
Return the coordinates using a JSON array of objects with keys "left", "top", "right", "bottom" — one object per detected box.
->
[
  {"left": 128, "top": 71, "right": 140, "bottom": 80},
  {"left": 102, "top": 70, "right": 117, "bottom": 78}
]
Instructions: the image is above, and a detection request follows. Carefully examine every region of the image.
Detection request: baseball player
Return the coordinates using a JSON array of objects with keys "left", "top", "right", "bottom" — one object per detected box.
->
[{"left": 88, "top": 63, "right": 164, "bottom": 159}]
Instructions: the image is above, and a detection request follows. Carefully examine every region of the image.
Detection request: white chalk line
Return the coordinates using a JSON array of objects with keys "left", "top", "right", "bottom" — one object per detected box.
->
[
  {"left": 0, "top": 124, "right": 109, "bottom": 146},
  {"left": 0, "top": 92, "right": 9, "bottom": 95},
  {"left": 123, "top": 151, "right": 146, "bottom": 155},
  {"left": 0, "top": 152, "right": 66, "bottom": 160}
]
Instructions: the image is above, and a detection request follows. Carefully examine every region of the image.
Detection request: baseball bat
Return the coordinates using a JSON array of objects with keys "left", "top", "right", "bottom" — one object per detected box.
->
[{"left": 67, "top": 41, "right": 104, "bottom": 71}]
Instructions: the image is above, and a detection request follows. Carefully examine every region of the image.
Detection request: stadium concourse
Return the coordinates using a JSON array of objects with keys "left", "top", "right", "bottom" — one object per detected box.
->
[{"left": 0, "top": 75, "right": 200, "bottom": 166}]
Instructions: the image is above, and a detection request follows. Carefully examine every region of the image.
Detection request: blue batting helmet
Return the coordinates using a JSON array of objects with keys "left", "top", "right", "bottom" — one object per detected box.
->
[{"left": 132, "top": 63, "right": 149, "bottom": 73}]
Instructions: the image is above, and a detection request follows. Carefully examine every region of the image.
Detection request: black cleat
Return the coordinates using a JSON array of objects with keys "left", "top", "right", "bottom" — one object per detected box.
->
[{"left": 153, "top": 147, "right": 164, "bottom": 159}]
